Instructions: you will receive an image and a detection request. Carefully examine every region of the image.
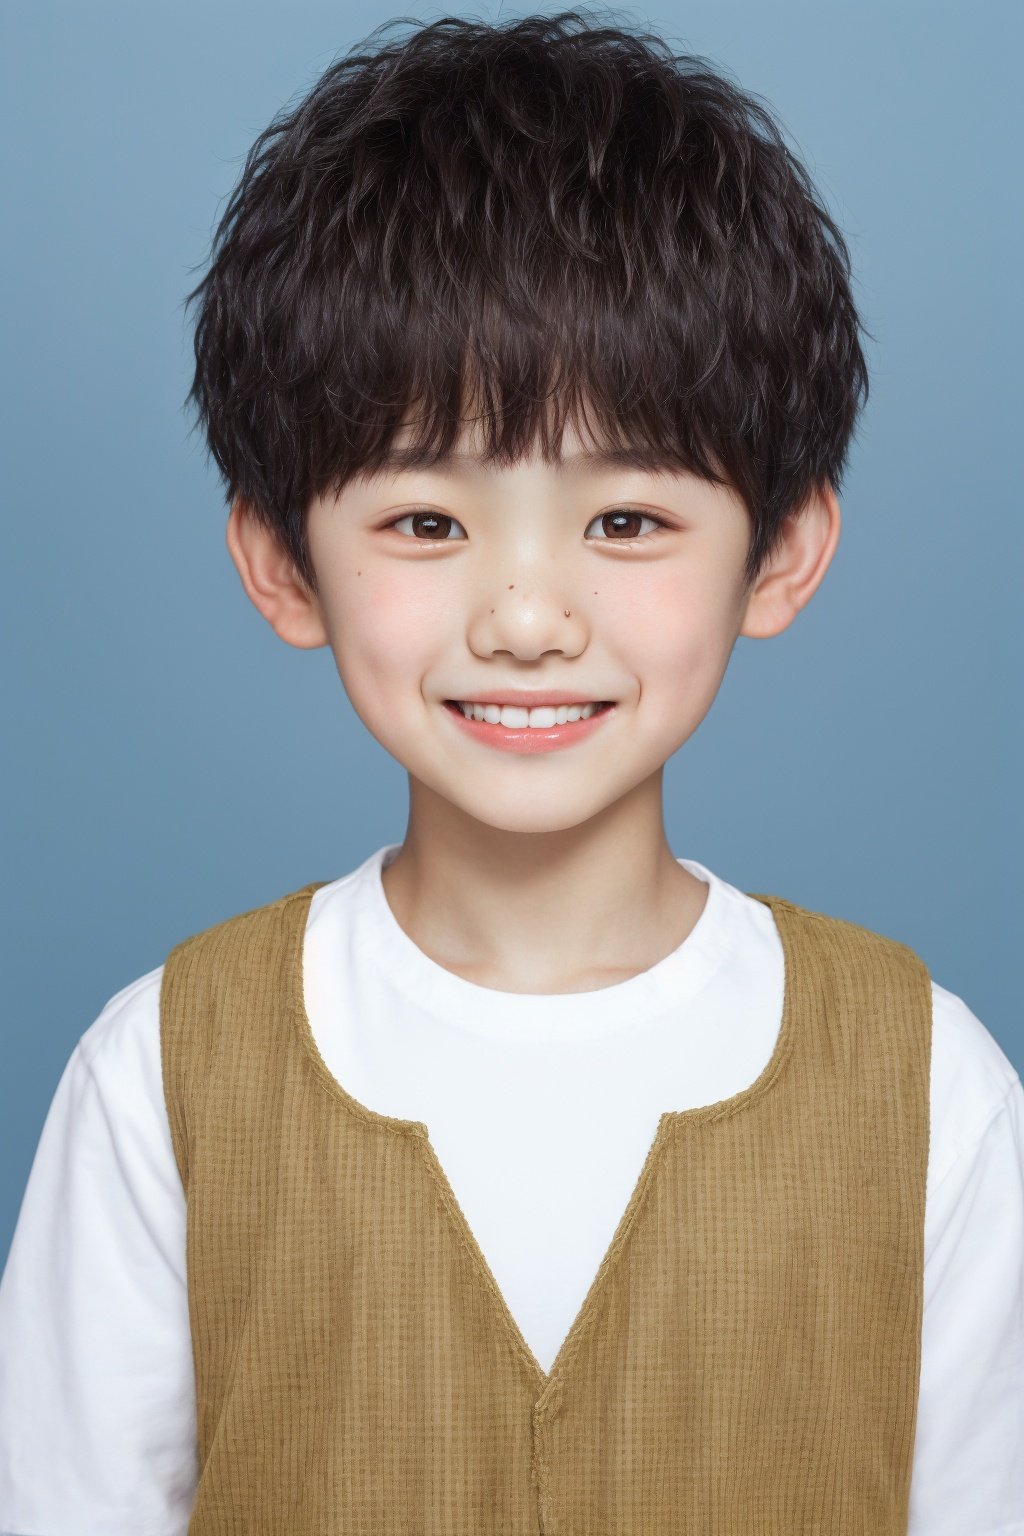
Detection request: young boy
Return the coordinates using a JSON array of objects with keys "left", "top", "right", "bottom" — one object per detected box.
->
[{"left": 1, "top": 10, "right": 1021, "bottom": 1535}]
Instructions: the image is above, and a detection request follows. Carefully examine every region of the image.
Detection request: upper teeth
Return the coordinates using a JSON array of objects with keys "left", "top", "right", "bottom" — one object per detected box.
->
[{"left": 454, "top": 702, "right": 605, "bottom": 727}]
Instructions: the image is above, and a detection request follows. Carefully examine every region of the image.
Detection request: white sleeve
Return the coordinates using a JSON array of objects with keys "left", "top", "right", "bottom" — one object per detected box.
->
[
  {"left": 0, "top": 971, "right": 198, "bottom": 1536},
  {"left": 908, "top": 1069, "right": 1024, "bottom": 1536}
]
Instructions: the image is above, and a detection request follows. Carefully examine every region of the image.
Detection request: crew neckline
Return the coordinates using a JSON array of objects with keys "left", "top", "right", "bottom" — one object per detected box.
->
[
  {"left": 289, "top": 868, "right": 800, "bottom": 1146},
  {"left": 354, "top": 841, "right": 734, "bottom": 1040}
]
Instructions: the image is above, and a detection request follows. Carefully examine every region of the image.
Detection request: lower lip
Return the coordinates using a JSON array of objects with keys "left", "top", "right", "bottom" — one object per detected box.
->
[{"left": 442, "top": 701, "right": 617, "bottom": 754}]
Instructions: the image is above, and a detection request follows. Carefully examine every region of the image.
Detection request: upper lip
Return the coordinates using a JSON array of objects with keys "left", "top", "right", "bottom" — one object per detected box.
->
[{"left": 445, "top": 691, "right": 614, "bottom": 707}]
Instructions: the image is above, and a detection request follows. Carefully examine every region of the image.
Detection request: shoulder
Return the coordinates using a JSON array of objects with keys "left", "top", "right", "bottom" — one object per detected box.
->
[
  {"left": 67, "top": 968, "right": 173, "bottom": 1167},
  {"left": 752, "top": 894, "right": 932, "bottom": 1027},
  {"left": 928, "top": 978, "right": 1021, "bottom": 1188},
  {"left": 751, "top": 894, "right": 1020, "bottom": 1185},
  {"left": 71, "top": 879, "right": 323, "bottom": 1102},
  {"left": 77, "top": 962, "right": 165, "bottom": 1089},
  {"left": 759, "top": 893, "right": 929, "bottom": 976},
  {"left": 20, "top": 966, "right": 186, "bottom": 1219},
  {"left": 161, "top": 880, "right": 325, "bottom": 977}
]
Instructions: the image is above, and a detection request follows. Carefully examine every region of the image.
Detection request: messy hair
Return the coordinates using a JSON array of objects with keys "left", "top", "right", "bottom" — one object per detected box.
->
[{"left": 184, "top": 7, "right": 870, "bottom": 595}]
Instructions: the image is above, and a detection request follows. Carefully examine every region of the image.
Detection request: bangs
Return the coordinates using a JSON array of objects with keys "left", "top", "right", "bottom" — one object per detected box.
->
[{"left": 322, "top": 348, "right": 730, "bottom": 492}]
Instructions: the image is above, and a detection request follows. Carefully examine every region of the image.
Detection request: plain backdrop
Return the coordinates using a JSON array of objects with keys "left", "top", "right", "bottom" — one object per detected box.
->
[{"left": 1, "top": 0, "right": 1021, "bottom": 1266}]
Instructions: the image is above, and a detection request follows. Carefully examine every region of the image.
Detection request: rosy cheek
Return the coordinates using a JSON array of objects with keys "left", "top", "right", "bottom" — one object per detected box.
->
[
  {"left": 338, "top": 571, "right": 442, "bottom": 690},
  {"left": 623, "top": 576, "right": 734, "bottom": 724},
  {"left": 607, "top": 571, "right": 700, "bottom": 664}
]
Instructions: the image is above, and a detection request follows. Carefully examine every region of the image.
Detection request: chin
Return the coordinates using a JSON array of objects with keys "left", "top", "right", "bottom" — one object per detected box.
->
[{"left": 449, "top": 797, "right": 617, "bottom": 838}]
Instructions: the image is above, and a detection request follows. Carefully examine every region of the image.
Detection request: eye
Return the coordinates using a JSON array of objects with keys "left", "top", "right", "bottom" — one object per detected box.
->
[
  {"left": 383, "top": 506, "right": 668, "bottom": 543},
  {"left": 585, "top": 508, "right": 667, "bottom": 543},
  {"left": 385, "top": 509, "right": 467, "bottom": 540}
]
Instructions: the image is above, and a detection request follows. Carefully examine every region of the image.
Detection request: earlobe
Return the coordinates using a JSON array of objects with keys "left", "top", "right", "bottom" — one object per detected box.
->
[
  {"left": 739, "top": 485, "right": 842, "bottom": 641},
  {"left": 224, "top": 497, "right": 329, "bottom": 651}
]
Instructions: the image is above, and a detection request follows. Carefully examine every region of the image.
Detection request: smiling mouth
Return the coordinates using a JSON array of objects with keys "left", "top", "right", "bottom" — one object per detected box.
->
[{"left": 443, "top": 699, "right": 615, "bottom": 727}]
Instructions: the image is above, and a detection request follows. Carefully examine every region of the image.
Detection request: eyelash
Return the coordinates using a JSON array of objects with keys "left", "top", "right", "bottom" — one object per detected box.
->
[{"left": 382, "top": 508, "right": 670, "bottom": 546}]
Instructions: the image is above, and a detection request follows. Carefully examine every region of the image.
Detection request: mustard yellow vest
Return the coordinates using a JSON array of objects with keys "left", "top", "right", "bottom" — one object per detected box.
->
[{"left": 160, "top": 879, "right": 932, "bottom": 1535}]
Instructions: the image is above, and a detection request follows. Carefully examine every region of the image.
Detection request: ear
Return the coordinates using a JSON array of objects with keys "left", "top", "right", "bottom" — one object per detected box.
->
[
  {"left": 224, "top": 497, "right": 329, "bottom": 650},
  {"left": 739, "top": 483, "right": 842, "bottom": 640}
]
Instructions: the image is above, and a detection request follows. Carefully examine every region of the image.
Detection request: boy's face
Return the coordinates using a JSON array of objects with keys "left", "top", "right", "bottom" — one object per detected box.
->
[{"left": 232, "top": 415, "right": 838, "bottom": 837}]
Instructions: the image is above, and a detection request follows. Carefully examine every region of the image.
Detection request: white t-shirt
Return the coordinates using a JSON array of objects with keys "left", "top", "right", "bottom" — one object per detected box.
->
[{"left": 1, "top": 845, "right": 1022, "bottom": 1536}]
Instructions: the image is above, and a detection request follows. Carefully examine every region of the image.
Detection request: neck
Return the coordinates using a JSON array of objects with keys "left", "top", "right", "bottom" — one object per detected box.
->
[{"left": 379, "top": 779, "right": 709, "bottom": 994}]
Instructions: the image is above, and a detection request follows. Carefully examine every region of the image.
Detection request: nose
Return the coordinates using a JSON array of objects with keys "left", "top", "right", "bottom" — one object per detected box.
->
[{"left": 467, "top": 580, "right": 587, "bottom": 662}]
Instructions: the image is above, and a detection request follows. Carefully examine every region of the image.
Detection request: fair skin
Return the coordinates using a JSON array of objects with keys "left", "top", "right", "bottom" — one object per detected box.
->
[{"left": 225, "top": 414, "right": 840, "bottom": 993}]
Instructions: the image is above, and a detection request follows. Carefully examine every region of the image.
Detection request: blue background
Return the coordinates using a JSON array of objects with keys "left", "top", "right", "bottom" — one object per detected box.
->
[{"left": 2, "top": 0, "right": 1021, "bottom": 1265}]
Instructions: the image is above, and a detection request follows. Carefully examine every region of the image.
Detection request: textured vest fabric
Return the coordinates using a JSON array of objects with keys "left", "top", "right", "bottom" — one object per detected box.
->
[{"left": 159, "top": 880, "right": 932, "bottom": 1536}]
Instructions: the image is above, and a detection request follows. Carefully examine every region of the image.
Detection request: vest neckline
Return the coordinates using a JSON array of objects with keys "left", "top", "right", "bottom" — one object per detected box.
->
[{"left": 285, "top": 879, "right": 799, "bottom": 1401}]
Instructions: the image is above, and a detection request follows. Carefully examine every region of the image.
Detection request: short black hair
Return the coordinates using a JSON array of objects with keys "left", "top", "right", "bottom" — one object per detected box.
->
[{"left": 184, "top": 8, "right": 870, "bottom": 596}]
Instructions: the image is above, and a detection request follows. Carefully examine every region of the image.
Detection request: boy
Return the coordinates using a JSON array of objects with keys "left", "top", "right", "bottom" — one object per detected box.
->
[{"left": 1, "top": 9, "right": 1021, "bottom": 1534}]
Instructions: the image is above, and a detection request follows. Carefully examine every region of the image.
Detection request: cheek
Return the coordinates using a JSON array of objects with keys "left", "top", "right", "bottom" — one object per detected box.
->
[
  {"left": 609, "top": 568, "right": 725, "bottom": 679},
  {"left": 332, "top": 571, "right": 443, "bottom": 695}
]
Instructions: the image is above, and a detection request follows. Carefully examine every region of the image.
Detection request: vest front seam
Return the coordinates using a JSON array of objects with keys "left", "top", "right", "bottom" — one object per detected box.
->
[{"left": 414, "top": 1106, "right": 682, "bottom": 1406}]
